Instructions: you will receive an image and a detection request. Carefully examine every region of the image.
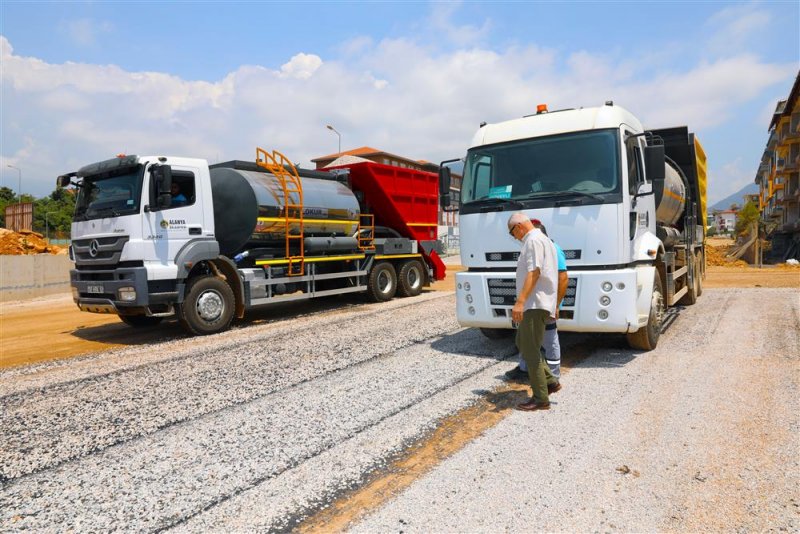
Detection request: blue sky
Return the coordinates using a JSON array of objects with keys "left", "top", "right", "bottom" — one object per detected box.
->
[{"left": 2, "top": 1, "right": 798, "bottom": 204}]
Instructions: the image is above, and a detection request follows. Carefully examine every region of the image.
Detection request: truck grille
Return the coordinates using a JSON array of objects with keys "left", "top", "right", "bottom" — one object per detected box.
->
[
  {"left": 72, "top": 236, "right": 129, "bottom": 266},
  {"left": 561, "top": 277, "right": 578, "bottom": 307},
  {"left": 486, "top": 252, "right": 519, "bottom": 262},
  {"left": 487, "top": 278, "right": 516, "bottom": 306}
]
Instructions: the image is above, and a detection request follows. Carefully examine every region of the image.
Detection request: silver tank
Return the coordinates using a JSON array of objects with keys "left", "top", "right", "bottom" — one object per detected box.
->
[
  {"left": 209, "top": 167, "right": 360, "bottom": 256},
  {"left": 656, "top": 161, "right": 686, "bottom": 226}
]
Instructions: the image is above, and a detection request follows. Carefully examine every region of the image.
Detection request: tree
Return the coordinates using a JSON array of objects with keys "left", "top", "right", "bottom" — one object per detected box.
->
[{"left": 734, "top": 201, "right": 760, "bottom": 237}]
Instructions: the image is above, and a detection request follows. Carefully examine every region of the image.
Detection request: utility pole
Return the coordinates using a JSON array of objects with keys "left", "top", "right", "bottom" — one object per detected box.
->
[
  {"left": 326, "top": 125, "right": 342, "bottom": 156},
  {"left": 7, "top": 164, "right": 22, "bottom": 198}
]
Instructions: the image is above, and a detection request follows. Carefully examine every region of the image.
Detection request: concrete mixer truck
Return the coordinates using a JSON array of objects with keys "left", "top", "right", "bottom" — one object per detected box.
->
[
  {"left": 439, "top": 102, "right": 707, "bottom": 350},
  {"left": 57, "top": 148, "right": 446, "bottom": 335}
]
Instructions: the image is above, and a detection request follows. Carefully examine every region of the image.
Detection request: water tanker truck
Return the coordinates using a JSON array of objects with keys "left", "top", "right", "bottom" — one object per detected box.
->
[
  {"left": 58, "top": 148, "right": 446, "bottom": 335},
  {"left": 439, "top": 102, "right": 707, "bottom": 350}
]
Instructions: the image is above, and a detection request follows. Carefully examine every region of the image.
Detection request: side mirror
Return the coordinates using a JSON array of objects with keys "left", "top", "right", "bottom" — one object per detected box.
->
[
  {"left": 439, "top": 166, "right": 452, "bottom": 209},
  {"left": 150, "top": 165, "right": 173, "bottom": 210},
  {"left": 644, "top": 145, "right": 665, "bottom": 183},
  {"left": 56, "top": 173, "right": 75, "bottom": 188}
]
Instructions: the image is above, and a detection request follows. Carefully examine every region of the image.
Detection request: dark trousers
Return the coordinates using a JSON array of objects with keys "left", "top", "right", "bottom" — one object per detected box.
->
[{"left": 516, "top": 308, "right": 556, "bottom": 403}]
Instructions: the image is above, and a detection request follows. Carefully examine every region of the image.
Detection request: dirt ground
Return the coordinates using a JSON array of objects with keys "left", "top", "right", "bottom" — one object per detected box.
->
[{"left": 0, "top": 262, "right": 796, "bottom": 370}]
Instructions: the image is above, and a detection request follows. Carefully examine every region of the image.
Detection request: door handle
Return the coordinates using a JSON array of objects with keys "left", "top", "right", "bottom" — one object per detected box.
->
[{"left": 189, "top": 227, "right": 202, "bottom": 235}]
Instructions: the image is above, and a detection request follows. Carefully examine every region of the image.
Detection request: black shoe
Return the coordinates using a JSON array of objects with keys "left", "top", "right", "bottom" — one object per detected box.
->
[
  {"left": 547, "top": 382, "right": 562, "bottom": 394},
  {"left": 504, "top": 366, "right": 528, "bottom": 381}
]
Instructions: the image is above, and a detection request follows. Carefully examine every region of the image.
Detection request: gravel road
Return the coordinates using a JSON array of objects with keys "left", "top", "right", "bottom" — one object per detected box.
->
[{"left": 1, "top": 287, "right": 797, "bottom": 532}]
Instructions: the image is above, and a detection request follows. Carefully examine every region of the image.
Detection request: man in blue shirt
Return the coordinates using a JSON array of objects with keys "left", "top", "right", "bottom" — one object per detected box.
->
[
  {"left": 170, "top": 182, "right": 187, "bottom": 206},
  {"left": 506, "top": 220, "right": 568, "bottom": 386}
]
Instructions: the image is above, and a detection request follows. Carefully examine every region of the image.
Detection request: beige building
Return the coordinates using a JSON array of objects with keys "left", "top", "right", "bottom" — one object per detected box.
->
[{"left": 755, "top": 71, "right": 800, "bottom": 260}]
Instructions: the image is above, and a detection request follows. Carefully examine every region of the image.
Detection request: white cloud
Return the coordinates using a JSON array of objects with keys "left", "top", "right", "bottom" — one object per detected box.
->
[
  {"left": 0, "top": 23, "right": 795, "bottom": 199},
  {"left": 280, "top": 53, "right": 323, "bottom": 79},
  {"left": 59, "top": 18, "right": 114, "bottom": 47},
  {"left": 428, "top": 1, "right": 492, "bottom": 47},
  {"left": 705, "top": 2, "right": 771, "bottom": 54}
]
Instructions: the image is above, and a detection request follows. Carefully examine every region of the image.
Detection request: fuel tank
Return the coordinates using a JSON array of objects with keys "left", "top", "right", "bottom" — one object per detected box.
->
[
  {"left": 655, "top": 161, "right": 686, "bottom": 226},
  {"left": 209, "top": 167, "right": 360, "bottom": 256}
]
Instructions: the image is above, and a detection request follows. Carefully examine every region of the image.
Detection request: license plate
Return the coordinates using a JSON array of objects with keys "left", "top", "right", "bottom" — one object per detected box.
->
[{"left": 87, "top": 284, "right": 104, "bottom": 294}]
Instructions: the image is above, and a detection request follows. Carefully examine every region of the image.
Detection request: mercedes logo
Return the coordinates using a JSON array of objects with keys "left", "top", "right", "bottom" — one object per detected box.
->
[{"left": 89, "top": 239, "right": 100, "bottom": 258}]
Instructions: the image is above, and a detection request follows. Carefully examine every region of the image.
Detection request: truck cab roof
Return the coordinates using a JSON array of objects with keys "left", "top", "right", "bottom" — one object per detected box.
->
[{"left": 472, "top": 104, "right": 644, "bottom": 148}]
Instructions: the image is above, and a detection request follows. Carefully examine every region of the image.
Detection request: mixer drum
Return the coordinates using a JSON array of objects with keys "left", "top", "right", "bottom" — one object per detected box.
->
[
  {"left": 209, "top": 167, "right": 360, "bottom": 256},
  {"left": 655, "top": 162, "right": 686, "bottom": 226}
]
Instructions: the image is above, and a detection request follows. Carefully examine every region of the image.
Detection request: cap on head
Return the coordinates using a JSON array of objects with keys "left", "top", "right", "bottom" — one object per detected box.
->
[{"left": 531, "top": 219, "right": 548, "bottom": 236}]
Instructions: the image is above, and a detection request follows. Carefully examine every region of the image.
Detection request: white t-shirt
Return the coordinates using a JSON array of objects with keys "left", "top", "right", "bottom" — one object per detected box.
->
[{"left": 515, "top": 228, "right": 559, "bottom": 316}]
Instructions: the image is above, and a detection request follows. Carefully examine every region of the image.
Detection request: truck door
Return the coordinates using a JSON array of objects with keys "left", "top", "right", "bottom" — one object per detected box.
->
[
  {"left": 625, "top": 133, "right": 655, "bottom": 242},
  {"left": 142, "top": 165, "right": 206, "bottom": 266}
]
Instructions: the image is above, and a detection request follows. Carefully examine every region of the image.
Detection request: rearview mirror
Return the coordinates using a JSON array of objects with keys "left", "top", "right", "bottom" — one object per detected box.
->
[
  {"left": 56, "top": 173, "right": 75, "bottom": 188},
  {"left": 150, "top": 165, "right": 173, "bottom": 210},
  {"left": 644, "top": 145, "right": 665, "bottom": 183},
  {"left": 439, "top": 166, "right": 452, "bottom": 209}
]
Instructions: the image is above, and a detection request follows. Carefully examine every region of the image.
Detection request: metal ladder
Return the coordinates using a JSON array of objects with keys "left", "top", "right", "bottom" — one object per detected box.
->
[
  {"left": 358, "top": 213, "right": 375, "bottom": 251},
  {"left": 255, "top": 147, "right": 305, "bottom": 276}
]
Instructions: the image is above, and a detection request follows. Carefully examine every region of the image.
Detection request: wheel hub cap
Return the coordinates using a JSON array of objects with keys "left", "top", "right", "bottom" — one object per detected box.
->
[{"left": 197, "top": 290, "right": 223, "bottom": 321}]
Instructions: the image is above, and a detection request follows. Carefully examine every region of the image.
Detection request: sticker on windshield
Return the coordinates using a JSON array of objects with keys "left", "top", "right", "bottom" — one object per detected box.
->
[{"left": 488, "top": 185, "right": 512, "bottom": 199}]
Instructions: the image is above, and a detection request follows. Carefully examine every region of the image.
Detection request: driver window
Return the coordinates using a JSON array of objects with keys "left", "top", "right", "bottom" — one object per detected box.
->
[
  {"left": 167, "top": 170, "right": 196, "bottom": 209},
  {"left": 625, "top": 134, "right": 644, "bottom": 195}
]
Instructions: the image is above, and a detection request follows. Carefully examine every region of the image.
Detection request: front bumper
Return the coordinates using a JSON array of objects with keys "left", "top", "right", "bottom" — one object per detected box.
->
[
  {"left": 70, "top": 266, "right": 177, "bottom": 315},
  {"left": 454, "top": 266, "right": 653, "bottom": 333}
]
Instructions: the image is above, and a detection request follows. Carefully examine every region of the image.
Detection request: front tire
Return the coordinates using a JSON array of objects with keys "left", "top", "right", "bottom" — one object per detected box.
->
[
  {"left": 397, "top": 259, "right": 424, "bottom": 297},
  {"left": 367, "top": 261, "right": 397, "bottom": 302},
  {"left": 627, "top": 272, "right": 665, "bottom": 351},
  {"left": 178, "top": 276, "right": 235, "bottom": 335},
  {"left": 119, "top": 315, "right": 163, "bottom": 328},
  {"left": 480, "top": 327, "right": 514, "bottom": 339}
]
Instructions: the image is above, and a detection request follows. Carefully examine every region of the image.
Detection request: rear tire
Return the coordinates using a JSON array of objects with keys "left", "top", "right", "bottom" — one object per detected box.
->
[
  {"left": 627, "top": 272, "right": 665, "bottom": 351},
  {"left": 397, "top": 259, "right": 424, "bottom": 297},
  {"left": 480, "top": 327, "right": 514, "bottom": 339},
  {"left": 119, "top": 315, "right": 163, "bottom": 328},
  {"left": 178, "top": 276, "right": 235, "bottom": 335},
  {"left": 367, "top": 261, "right": 397, "bottom": 302}
]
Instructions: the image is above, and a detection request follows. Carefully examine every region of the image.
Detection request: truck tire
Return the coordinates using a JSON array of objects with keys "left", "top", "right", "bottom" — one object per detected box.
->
[
  {"left": 119, "top": 315, "right": 163, "bottom": 328},
  {"left": 696, "top": 252, "right": 704, "bottom": 297},
  {"left": 367, "top": 261, "right": 397, "bottom": 302},
  {"left": 626, "top": 272, "right": 665, "bottom": 351},
  {"left": 679, "top": 252, "right": 699, "bottom": 306},
  {"left": 178, "top": 276, "right": 235, "bottom": 335},
  {"left": 397, "top": 259, "right": 424, "bottom": 297},
  {"left": 480, "top": 327, "right": 514, "bottom": 339}
]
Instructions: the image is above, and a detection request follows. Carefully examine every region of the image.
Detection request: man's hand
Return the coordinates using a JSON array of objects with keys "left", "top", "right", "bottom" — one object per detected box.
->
[{"left": 512, "top": 301, "right": 524, "bottom": 323}]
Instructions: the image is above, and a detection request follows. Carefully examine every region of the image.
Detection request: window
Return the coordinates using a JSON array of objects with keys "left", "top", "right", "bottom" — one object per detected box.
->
[
  {"left": 625, "top": 133, "right": 644, "bottom": 195},
  {"left": 167, "top": 170, "right": 196, "bottom": 209}
]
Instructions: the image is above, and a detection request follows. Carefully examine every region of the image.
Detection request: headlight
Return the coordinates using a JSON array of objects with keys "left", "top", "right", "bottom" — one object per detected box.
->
[
  {"left": 600, "top": 295, "right": 611, "bottom": 306},
  {"left": 468, "top": 306, "right": 476, "bottom": 315},
  {"left": 464, "top": 282, "right": 471, "bottom": 291},
  {"left": 457, "top": 283, "right": 462, "bottom": 290},
  {"left": 466, "top": 294, "right": 473, "bottom": 303},
  {"left": 616, "top": 282, "right": 625, "bottom": 290},
  {"left": 598, "top": 310, "right": 609, "bottom": 320},
  {"left": 601, "top": 281, "right": 613, "bottom": 292},
  {"left": 118, "top": 287, "right": 137, "bottom": 302}
]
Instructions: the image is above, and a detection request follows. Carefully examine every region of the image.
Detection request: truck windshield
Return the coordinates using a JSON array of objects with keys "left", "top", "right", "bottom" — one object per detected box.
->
[
  {"left": 460, "top": 129, "right": 621, "bottom": 211},
  {"left": 74, "top": 166, "right": 144, "bottom": 221}
]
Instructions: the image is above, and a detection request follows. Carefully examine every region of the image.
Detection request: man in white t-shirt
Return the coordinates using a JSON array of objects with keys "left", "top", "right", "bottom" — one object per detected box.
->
[{"left": 508, "top": 212, "right": 561, "bottom": 411}]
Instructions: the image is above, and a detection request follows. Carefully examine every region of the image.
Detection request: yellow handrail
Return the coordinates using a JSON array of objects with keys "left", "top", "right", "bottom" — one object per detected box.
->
[{"left": 255, "top": 147, "right": 305, "bottom": 276}]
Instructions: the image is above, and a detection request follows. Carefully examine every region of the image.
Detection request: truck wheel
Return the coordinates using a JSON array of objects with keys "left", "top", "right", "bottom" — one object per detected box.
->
[
  {"left": 367, "top": 261, "right": 397, "bottom": 302},
  {"left": 696, "top": 252, "right": 704, "bottom": 297},
  {"left": 178, "top": 276, "right": 235, "bottom": 335},
  {"left": 480, "top": 327, "right": 514, "bottom": 339},
  {"left": 397, "top": 259, "right": 424, "bottom": 297},
  {"left": 626, "top": 272, "right": 665, "bottom": 351},
  {"left": 119, "top": 315, "right": 163, "bottom": 328},
  {"left": 679, "top": 252, "right": 699, "bottom": 306}
]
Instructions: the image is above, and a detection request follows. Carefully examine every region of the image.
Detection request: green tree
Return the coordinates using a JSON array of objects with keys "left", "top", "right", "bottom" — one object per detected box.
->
[
  {"left": 734, "top": 201, "right": 760, "bottom": 237},
  {"left": 32, "top": 188, "right": 76, "bottom": 239}
]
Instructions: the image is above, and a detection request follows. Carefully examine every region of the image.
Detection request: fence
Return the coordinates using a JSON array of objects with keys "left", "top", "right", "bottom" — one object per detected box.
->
[{"left": 0, "top": 254, "right": 73, "bottom": 302}]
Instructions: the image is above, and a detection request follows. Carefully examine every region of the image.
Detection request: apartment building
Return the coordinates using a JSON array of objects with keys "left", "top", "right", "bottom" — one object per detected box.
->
[{"left": 755, "top": 71, "right": 800, "bottom": 261}]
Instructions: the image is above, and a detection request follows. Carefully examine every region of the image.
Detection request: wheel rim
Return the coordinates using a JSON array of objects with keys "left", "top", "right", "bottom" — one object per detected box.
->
[
  {"left": 196, "top": 289, "right": 224, "bottom": 322},
  {"left": 407, "top": 266, "right": 421, "bottom": 290},
  {"left": 378, "top": 270, "right": 393, "bottom": 294}
]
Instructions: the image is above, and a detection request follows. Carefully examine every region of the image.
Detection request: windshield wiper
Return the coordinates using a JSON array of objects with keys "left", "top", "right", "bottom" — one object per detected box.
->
[
  {"left": 464, "top": 197, "right": 524, "bottom": 210},
  {"left": 518, "top": 190, "right": 604, "bottom": 202},
  {"left": 88, "top": 207, "right": 122, "bottom": 217}
]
